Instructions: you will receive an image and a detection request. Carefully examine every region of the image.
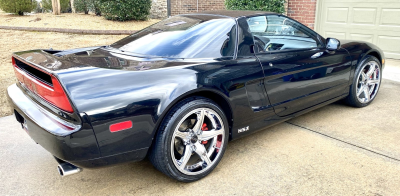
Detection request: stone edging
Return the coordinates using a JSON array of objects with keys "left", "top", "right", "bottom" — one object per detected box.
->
[{"left": 0, "top": 26, "right": 137, "bottom": 35}]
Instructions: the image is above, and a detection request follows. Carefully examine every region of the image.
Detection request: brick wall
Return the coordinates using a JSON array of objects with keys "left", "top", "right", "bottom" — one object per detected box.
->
[
  {"left": 170, "top": 0, "right": 225, "bottom": 16},
  {"left": 167, "top": 0, "right": 317, "bottom": 30},
  {"left": 286, "top": 0, "right": 317, "bottom": 30}
]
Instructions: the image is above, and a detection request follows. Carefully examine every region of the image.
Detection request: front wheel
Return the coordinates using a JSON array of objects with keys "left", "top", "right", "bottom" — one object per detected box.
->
[
  {"left": 149, "top": 97, "right": 229, "bottom": 182},
  {"left": 345, "top": 55, "right": 382, "bottom": 107}
]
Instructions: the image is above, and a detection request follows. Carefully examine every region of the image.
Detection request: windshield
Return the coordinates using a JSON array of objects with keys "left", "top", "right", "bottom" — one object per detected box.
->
[{"left": 111, "top": 15, "right": 237, "bottom": 59}]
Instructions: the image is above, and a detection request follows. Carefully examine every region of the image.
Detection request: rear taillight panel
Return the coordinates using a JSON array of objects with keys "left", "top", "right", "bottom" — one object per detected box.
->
[{"left": 12, "top": 57, "right": 74, "bottom": 113}]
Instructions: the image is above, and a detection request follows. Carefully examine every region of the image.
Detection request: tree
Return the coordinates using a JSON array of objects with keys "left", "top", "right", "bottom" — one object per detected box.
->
[
  {"left": 52, "top": 0, "right": 61, "bottom": 15},
  {"left": 225, "top": 0, "right": 286, "bottom": 14},
  {"left": 0, "top": 0, "right": 36, "bottom": 15},
  {"left": 42, "top": 0, "right": 69, "bottom": 13},
  {"left": 70, "top": 0, "right": 75, "bottom": 13}
]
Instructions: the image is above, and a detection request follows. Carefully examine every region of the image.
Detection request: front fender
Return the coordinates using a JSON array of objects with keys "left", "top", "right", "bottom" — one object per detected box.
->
[{"left": 340, "top": 40, "right": 385, "bottom": 83}]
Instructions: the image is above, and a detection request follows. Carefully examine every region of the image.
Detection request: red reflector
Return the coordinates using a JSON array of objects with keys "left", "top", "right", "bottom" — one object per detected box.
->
[{"left": 110, "top": 121, "right": 133, "bottom": 132}]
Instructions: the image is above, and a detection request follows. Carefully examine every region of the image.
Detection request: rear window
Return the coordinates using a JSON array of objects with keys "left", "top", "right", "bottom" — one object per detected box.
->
[{"left": 111, "top": 16, "right": 237, "bottom": 59}]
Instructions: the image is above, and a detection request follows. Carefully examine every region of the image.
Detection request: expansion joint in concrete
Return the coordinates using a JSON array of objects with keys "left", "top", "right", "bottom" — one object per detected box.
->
[{"left": 286, "top": 121, "right": 400, "bottom": 162}]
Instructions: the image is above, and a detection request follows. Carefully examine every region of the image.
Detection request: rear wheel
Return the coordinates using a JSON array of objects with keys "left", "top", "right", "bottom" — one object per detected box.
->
[
  {"left": 345, "top": 55, "right": 382, "bottom": 107},
  {"left": 149, "top": 97, "right": 229, "bottom": 182}
]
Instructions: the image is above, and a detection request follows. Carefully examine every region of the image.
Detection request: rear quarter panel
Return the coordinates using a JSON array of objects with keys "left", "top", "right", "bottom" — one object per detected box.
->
[{"left": 56, "top": 64, "right": 198, "bottom": 157}]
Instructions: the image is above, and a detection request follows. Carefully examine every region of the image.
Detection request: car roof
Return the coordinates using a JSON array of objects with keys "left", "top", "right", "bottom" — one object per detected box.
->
[{"left": 180, "top": 10, "right": 276, "bottom": 19}]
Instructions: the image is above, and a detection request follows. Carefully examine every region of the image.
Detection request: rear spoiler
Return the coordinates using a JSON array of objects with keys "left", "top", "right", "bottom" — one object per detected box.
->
[
  {"left": 13, "top": 49, "right": 60, "bottom": 73},
  {"left": 13, "top": 47, "right": 101, "bottom": 72},
  {"left": 12, "top": 52, "right": 74, "bottom": 113}
]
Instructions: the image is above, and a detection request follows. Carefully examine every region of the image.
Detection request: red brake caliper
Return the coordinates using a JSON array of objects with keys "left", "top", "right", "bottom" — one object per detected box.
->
[
  {"left": 201, "top": 123, "right": 223, "bottom": 153},
  {"left": 216, "top": 135, "right": 222, "bottom": 153},
  {"left": 201, "top": 123, "right": 208, "bottom": 145}
]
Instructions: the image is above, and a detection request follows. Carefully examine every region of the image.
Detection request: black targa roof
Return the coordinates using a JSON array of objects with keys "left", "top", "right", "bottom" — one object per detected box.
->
[{"left": 181, "top": 10, "right": 276, "bottom": 19}]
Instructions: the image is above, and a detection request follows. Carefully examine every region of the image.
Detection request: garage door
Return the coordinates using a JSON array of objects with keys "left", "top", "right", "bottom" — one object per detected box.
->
[{"left": 316, "top": 0, "right": 400, "bottom": 59}]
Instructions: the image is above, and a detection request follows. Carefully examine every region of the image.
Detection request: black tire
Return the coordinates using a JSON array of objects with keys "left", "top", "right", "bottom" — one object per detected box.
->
[
  {"left": 345, "top": 55, "right": 382, "bottom": 107},
  {"left": 149, "top": 96, "right": 229, "bottom": 182}
]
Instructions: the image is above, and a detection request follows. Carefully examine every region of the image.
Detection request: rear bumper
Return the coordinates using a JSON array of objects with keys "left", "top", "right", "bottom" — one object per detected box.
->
[
  {"left": 7, "top": 83, "right": 148, "bottom": 168},
  {"left": 7, "top": 84, "right": 81, "bottom": 137}
]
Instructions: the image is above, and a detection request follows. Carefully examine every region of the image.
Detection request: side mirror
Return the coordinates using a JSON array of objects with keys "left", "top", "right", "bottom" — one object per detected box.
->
[{"left": 326, "top": 38, "right": 340, "bottom": 50}]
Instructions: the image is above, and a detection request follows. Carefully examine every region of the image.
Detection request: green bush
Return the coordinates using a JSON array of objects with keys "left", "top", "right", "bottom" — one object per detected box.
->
[
  {"left": 91, "top": 0, "right": 101, "bottom": 16},
  {"left": 41, "top": 0, "right": 52, "bottom": 12},
  {"left": 100, "top": 0, "right": 151, "bottom": 21},
  {"left": 60, "top": 0, "right": 71, "bottom": 13},
  {"left": 74, "top": 0, "right": 100, "bottom": 15},
  {"left": 0, "top": 0, "right": 36, "bottom": 15},
  {"left": 74, "top": 0, "right": 90, "bottom": 14},
  {"left": 225, "top": 0, "right": 285, "bottom": 14}
]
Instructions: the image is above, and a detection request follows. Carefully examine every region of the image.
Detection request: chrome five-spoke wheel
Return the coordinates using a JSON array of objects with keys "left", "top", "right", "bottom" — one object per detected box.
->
[
  {"left": 171, "top": 108, "right": 225, "bottom": 175},
  {"left": 356, "top": 60, "right": 381, "bottom": 104},
  {"left": 149, "top": 97, "right": 228, "bottom": 182},
  {"left": 346, "top": 55, "right": 382, "bottom": 107}
]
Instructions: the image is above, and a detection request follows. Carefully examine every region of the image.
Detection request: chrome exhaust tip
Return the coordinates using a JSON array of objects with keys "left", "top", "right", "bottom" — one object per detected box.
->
[{"left": 57, "top": 162, "right": 81, "bottom": 177}]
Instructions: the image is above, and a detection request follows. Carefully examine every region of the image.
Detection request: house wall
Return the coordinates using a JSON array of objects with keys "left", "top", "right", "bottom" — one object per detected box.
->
[
  {"left": 170, "top": 0, "right": 225, "bottom": 16},
  {"left": 151, "top": 0, "right": 317, "bottom": 30},
  {"left": 286, "top": 0, "right": 317, "bottom": 29},
  {"left": 150, "top": 0, "right": 168, "bottom": 19}
]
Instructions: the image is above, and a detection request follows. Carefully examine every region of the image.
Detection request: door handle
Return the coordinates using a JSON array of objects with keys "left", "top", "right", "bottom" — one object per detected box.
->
[{"left": 311, "top": 52, "right": 324, "bottom": 59}]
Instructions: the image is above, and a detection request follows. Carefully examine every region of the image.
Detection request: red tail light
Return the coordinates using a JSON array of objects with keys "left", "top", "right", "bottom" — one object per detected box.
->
[{"left": 12, "top": 57, "right": 74, "bottom": 113}]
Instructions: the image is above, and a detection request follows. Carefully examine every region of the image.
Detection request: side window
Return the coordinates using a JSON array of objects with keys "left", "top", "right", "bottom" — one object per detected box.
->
[
  {"left": 246, "top": 15, "right": 319, "bottom": 53},
  {"left": 220, "top": 24, "right": 237, "bottom": 57},
  {"left": 114, "top": 17, "right": 237, "bottom": 58},
  {"left": 237, "top": 17, "right": 257, "bottom": 56}
]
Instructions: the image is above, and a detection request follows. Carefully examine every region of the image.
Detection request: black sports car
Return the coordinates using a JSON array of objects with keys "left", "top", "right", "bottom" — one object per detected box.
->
[{"left": 7, "top": 10, "right": 384, "bottom": 182}]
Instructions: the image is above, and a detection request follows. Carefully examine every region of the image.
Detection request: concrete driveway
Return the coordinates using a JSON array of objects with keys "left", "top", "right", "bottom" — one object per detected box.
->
[{"left": 1, "top": 60, "right": 399, "bottom": 195}]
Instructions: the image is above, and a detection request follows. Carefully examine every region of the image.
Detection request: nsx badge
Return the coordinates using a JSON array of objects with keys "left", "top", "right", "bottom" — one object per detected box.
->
[{"left": 238, "top": 126, "right": 249, "bottom": 133}]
